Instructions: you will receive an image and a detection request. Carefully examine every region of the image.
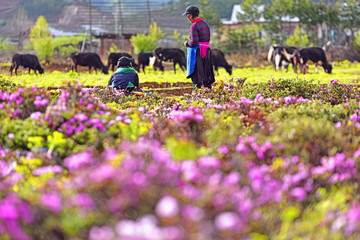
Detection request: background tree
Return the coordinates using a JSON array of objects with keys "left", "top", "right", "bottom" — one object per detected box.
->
[
  {"left": 286, "top": 26, "right": 311, "bottom": 47},
  {"left": 263, "top": 0, "right": 288, "bottom": 43},
  {"left": 198, "top": 0, "right": 221, "bottom": 28},
  {"left": 222, "top": 23, "right": 263, "bottom": 54},
  {"left": 339, "top": 0, "right": 360, "bottom": 43},
  {"left": 324, "top": 1, "right": 340, "bottom": 42},
  {"left": 238, "top": 0, "right": 262, "bottom": 23},
  {"left": 30, "top": 16, "right": 54, "bottom": 62},
  {"left": 8, "top": 7, "right": 32, "bottom": 51}
]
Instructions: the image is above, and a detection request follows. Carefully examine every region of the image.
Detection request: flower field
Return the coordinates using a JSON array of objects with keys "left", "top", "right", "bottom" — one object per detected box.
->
[{"left": 2, "top": 65, "right": 360, "bottom": 239}]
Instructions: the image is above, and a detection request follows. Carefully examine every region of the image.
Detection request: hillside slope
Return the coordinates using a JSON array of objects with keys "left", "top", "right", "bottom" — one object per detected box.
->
[{"left": 0, "top": 0, "right": 19, "bottom": 20}]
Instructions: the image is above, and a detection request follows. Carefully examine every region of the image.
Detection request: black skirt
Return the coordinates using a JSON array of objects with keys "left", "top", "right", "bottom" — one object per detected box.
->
[{"left": 191, "top": 48, "right": 215, "bottom": 88}]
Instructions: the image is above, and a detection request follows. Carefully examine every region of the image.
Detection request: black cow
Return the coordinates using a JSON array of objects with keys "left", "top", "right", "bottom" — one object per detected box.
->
[
  {"left": 153, "top": 48, "right": 186, "bottom": 73},
  {"left": 212, "top": 49, "right": 232, "bottom": 75},
  {"left": 137, "top": 51, "right": 164, "bottom": 74},
  {"left": 267, "top": 45, "right": 298, "bottom": 71},
  {"left": 9, "top": 53, "right": 44, "bottom": 75},
  {"left": 293, "top": 47, "right": 332, "bottom": 74},
  {"left": 107, "top": 52, "right": 139, "bottom": 72},
  {"left": 70, "top": 52, "right": 108, "bottom": 74}
]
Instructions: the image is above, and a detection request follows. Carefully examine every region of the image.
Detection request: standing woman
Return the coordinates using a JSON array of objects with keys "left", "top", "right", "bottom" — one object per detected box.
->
[{"left": 183, "top": 5, "right": 215, "bottom": 89}]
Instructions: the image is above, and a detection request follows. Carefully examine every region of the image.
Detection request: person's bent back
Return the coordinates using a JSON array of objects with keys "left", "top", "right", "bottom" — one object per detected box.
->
[{"left": 108, "top": 56, "right": 139, "bottom": 90}]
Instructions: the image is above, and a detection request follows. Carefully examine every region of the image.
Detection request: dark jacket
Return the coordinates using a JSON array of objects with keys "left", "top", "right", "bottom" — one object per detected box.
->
[{"left": 107, "top": 67, "right": 139, "bottom": 89}]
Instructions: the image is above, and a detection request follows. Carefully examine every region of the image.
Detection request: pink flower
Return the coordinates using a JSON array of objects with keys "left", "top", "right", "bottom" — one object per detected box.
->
[
  {"left": 71, "top": 193, "right": 95, "bottom": 210},
  {"left": 89, "top": 226, "right": 115, "bottom": 240},
  {"left": 30, "top": 111, "right": 42, "bottom": 121},
  {"left": 74, "top": 113, "right": 88, "bottom": 122},
  {"left": 41, "top": 192, "right": 62, "bottom": 213},
  {"left": 291, "top": 187, "right": 306, "bottom": 202},
  {"left": 223, "top": 172, "right": 240, "bottom": 185},
  {"left": 349, "top": 114, "right": 359, "bottom": 122},
  {"left": 0, "top": 160, "right": 15, "bottom": 177},
  {"left": 217, "top": 145, "right": 229, "bottom": 154},
  {"left": 0, "top": 201, "right": 19, "bottom": 220},
  {"left": 215, "top": 212, "right": 240, "bottom": 231},
  {"left": 91, "top": 164, "right": 115, "bottom": 182},
  {"left": 198, "top": 156, "right": 221, "bottom": 168},
  {"left": 155, "top": 195, "right": 179, "bottom": 218},
  {"left": 181, "top": 161, "right": 198, "bottom": 181},
  {"left": 64, "top": 149, "right": 94, "bottom": 171},
  {"left": 32, "top": 165, "right": 62, "bottom": 176}
]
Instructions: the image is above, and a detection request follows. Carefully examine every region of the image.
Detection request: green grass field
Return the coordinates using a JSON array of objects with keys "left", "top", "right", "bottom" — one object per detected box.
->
[{"left": 1, "top": 61, "right": 360, "bottom": 87}]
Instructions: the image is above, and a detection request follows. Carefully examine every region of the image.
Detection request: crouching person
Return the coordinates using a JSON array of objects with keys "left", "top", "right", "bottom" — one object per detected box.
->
[{"left": 108, "top": 56, "right": 139, "bottom": 92}]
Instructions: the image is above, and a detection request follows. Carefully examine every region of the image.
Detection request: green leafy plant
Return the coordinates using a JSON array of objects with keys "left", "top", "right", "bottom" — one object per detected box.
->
[
  {"left": 130, "top": 22, "right": 165, "bottom": 54},
  {"left": 286, "top": 27, "right": 311, "bottom": 48},
  {"left": 30, "top": 16, "right": 54, "bottom": 61}
]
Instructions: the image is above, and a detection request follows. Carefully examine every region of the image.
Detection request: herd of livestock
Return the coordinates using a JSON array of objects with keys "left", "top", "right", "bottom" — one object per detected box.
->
[
  {"left": 268, "top": 45, "right": 332, "bottom": 74},
  {"left": 8, "top": 48, "right": 233, "bottom": 76},
  {"left": 8, "top": 45, "right": 332, "bottom": 76}
]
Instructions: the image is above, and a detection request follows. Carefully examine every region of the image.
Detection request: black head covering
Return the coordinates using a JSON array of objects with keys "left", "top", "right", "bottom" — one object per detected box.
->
[
  {"left": 117, "top": 56, "right": 132, "bottom": 68},
  {"left": 182, "top": 5, "right": 200, "bottom": 16}
]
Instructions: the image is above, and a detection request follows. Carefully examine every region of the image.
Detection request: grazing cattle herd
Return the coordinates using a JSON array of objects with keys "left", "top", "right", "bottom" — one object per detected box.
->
[
  {"left": 267, "top": 45, "right": 332, "bottom": 74},
  {"left": 8, "top": 45, "right": 333, "bottom": 76}
]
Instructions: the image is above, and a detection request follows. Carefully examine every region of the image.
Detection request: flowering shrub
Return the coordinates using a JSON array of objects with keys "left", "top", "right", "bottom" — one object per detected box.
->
[{"left": 1, "top": 79, "right": 360, "bottom": 239}]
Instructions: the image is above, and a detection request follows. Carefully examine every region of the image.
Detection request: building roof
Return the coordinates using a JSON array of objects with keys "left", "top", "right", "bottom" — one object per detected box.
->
[{"left": 222, "top": 4, "right": 299, "bottom": 25}]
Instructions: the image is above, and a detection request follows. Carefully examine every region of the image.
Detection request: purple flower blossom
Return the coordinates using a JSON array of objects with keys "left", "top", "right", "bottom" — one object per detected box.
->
[
  {"left": 89, "top": 226, "right": 115, "bottom": 240},
  {"left": 215, "top": 212, "right": 240, "bottom": 231},
  {"left": 235, "top": 142, "right": 248, "bottom": 153},
  {"left": 181, "top": 161, "right": 198, "bottom": 181},
  {"left": 32, "top": 165, "right": 62, "bottom": 176},
  {"left": 291, "top": 187, "right": 306, "bottom": 202},
  {"left": 198, "top": 156, "right": 221, "bottom": 168},
  {"left": 182, "top": 205, "right": 204, "bottom": 221},
  {"left": 70, "top": 193, "right": 95, "bottom": 210},
  {"left": 0, "top": 160, "right": 15, "bottom": 177},
  {"left": 91, "top": 164, "right": 115, "bottom": 182},
  {"left": 74, "top": 113, "right": 88, "bottom": 122},
  {"left": 217, "top": 145, "right": 229, "bottom": 154},
  {"left": 0, "top": 200, "right": 19, "bottom": 220},
  {"left": 155, "top": 195, "right": 179, "bottom": 218},
  {"left": 349, "top": 114, "right": 359, "bottom": 122},
  {"left": 64, "top": 149, "right": 94, "bottom": 171},
  {"left": 41, "top": 192, "right": 62, "bottom": 213},
  {"left": 255, "top": 93, "right": 265, "bottom": 102},
  {"left": 223, "top": 172, "right": 240, "bottom": 186},
  {"left": 30, "top": 111, "right": 42, "bottom": 121}
]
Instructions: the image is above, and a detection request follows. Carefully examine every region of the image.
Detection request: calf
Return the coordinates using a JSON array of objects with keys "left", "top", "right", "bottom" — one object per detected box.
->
[
  {"left": 70, "top": 52, "right": 108, "bottom": 74},
  {"left": 138, "top": 51, "right": 164, "bottom": 74},
  {"left": 211, "top": 49, "right": 232, "bottom": 75},
  {"left": 293, "top": 47, "right": 332, "bottom": 74},
  {"left": 267, "top": 45, "right": 297, "bottom": 71},
  {"left": 9, "top": 53, "right": 44, "bottom": 75},
  {"left": 107, "top": 52, "right": 139, "bottom": 71},
  {"left": 153, "top": 48, "right": 186, "bottom": 73}
]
